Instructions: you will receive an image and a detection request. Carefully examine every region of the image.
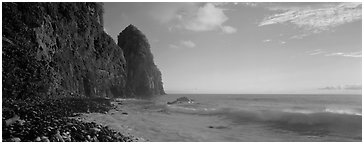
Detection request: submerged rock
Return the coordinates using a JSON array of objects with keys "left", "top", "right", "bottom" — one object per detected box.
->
[
  {"left": 208, "top": 126, "right": 229, "bottom": 129},
  {"left": 167, "top": 97, "right": 194, "bottom": 105}
]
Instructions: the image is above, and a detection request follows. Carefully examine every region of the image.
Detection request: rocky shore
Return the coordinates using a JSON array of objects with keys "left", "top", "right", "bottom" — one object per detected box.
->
[
  {"left": 2, "top": 3, "right": 165, "bottom": 142},
  {"left": 2, "top": 96, "right": 140, "bottom": 142}
]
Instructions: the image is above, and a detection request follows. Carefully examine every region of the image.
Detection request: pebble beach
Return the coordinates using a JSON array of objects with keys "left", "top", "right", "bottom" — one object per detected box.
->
[{"left": 2, "top": 96, "right": 142, "bottom": 142}]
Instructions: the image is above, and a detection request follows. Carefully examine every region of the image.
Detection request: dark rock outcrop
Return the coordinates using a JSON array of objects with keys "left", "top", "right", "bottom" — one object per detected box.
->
[
  {"left": 118, "top": 25, "right": 166, "bottom": 97},
  {"left": 167, "top": 97, "right": 194, "bottom": 105},
  {"left": 2, "top": 3, "right": 164, "bottom": 99},
  {"left": 2, "top": 2, "right": 126, "bottom": 99}
]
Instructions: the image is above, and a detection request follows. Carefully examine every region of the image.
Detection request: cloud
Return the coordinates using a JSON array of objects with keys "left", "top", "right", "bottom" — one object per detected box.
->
[
  {"left": 344, "top": 85, "right": 362, "bottom": 90},
  {"left": 149, "top": 3, "right": 190, "bottom": 24},
  {"left": 325, "top": 51, "right": 362, "bottom": 58},
  {"left": 169, "top": 44, "right": 179, "bottom": 49},
  {"left": 180, "top": 40, "right": 196, "bottom": 48},
  {"left": 290, "top": 33, "right": 310, "bottom": 39},
  {"left": 306, "top": 49, "right": 326, "bottom": 55},
  {"left": 320, "top": 85, "right": 362, "bottom": 90},
  {"left": 306, "top": 49, "right": 361, "bottom": 58},
  {"left": 243, "top": 2, "right": 258, "bottom": 7},
  {"left": 263, "top": 39, "right": 271, "bottom": 43},
  {"left": 182, "top": 3, "right": 235, "bottom": 33},
  {"left": 262, "top": 39, "right": 286, "bottom": 44},
  {"left": 320, "top": 86, "right": 340, "bottom": 90},
  {"left": 163, "top": 3, "right": 237, "bottom": 34},
  {"left": 169, "top": 40, "right": 196, "bottom": 49},
  {"left": 259, "top": 3, "right": 362, "bottom": 37},
  {"left": 221, "top": 26, "right": 237, "bottom": 34}
]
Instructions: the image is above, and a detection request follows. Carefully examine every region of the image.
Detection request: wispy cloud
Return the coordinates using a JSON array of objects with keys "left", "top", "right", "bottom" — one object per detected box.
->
[
  {"left": 162, "top": 3, "right": 237, "bottom": 34},
  {"left": 221, "top": 26, "right": 237, "bottom": 34},
  {"left": 242, "top": 2, "right": 258, "bottom": 7},
  {"left": 306, "top": 49, "right": 326, "bottom": 55},
  {"left": 263, "top": 39, "right": 271, "bottom": 43},
  {"left": 325, "top": 51, "right": 362, "bottom": 58},
  {"left": 320, "top": 84, "right": 362, "bottom": 90},
  {"left": 169, "top": 40, "right": 196, "bottom": 49},
  {"left": 306, "top": 49, "right": 361, "bottom": 58},
  {"left": 180, "top": 40, "right": 196, "bottom": 48},
  {"left": 259, "top": 3, "right": 362, "bottom": 38},
  {"left": 344, "top": 85, "right": 362, "bottom": 90},
  {"left": 169, "top": 44, "right": 179, "bottom": 49},
  {"left": 290, "top": 33, "right": 310, "bottom": 39},
  {"left": 262, "top": 39, "right": 286, "bottom": 45}
]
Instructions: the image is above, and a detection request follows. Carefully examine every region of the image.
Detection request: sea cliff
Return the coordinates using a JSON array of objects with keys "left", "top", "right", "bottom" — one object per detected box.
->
[
  {"left": 2, "top": 2, "right": 164, "bottom": 142},
  {"left": 3, "top": 2, "right": 165, "bottom": 99},
  {"left": 118, "top": 24, "right": 166, "bottom": 97}
]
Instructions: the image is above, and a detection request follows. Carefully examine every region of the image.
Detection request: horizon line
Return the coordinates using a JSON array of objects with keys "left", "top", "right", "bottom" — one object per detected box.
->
[{"left": 163, "top": 92, "right": 362, "bottom": 95}]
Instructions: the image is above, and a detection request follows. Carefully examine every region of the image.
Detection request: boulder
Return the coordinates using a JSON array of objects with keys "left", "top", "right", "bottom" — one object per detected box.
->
[{"left": 167, "top": 97, "right": 194, "bottom": 105}]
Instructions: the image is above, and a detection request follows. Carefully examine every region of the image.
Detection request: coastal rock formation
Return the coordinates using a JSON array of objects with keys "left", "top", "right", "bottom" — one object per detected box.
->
[
  {"left": 2, "top": 2, "right": 164, "bottom": 142},
  {"left": 118, "top": 25, "right": 166, "bottom": 97},
  {"left": 167, "top": 97, "right": 194, "bottom": 105},
  {"left": 2, "top": 2, "right": 164, "bottom": 99}
]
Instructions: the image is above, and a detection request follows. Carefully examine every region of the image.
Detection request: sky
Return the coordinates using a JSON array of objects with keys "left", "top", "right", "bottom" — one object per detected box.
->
[{"left": 103, "top": 2, "right": 362, "bottom": 94}]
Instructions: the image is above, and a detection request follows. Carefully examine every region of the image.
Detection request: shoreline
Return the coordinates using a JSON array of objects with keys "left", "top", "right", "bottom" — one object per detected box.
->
[
  {"left": 2, "top": 97, "right": 141, "bottom": 142},
  {"left": 72, "top": 101, "right": 148, "bottom": 142}
]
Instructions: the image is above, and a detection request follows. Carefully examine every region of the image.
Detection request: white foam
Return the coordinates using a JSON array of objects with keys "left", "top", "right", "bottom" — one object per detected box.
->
[
  {"left": 282, "top": 109, "right": 316, "bottom": 114},
  {"left": 324, "top": 108, "right": 362, "bottom": 116}
]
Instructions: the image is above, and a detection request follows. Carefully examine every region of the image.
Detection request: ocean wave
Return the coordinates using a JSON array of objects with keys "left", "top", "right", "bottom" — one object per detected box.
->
[
  {"left": 165, "top": 104, "right": 218, "bottom": 115},
  {"left": 323, "top": 108, "right": 362, "bottom": 116},
  {"left": 165, "top": 104, "right": 361, "bottom": 138},
  {"left": 166, "top": 104, "right": 361, "bottom": 121}
]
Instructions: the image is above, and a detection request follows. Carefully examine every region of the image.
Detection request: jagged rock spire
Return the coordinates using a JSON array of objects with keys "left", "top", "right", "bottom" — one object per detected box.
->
[{"left": 117, "top": 25, "right": 165, "bottom": 96}]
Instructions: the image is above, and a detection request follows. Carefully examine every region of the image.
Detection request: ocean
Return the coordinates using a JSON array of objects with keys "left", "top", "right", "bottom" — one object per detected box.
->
[{"left": 106, "top": 94, "right": 362, "bottom": 142}]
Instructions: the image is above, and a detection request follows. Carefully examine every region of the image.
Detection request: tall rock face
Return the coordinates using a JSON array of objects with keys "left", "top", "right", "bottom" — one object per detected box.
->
[
  {"left": 3, "top": 3, "right": 127, "bottom": 99},
  {"left": 118, "top": 25, "right": 165, "bottom": 97}
]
